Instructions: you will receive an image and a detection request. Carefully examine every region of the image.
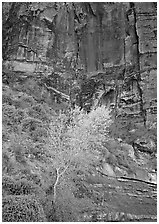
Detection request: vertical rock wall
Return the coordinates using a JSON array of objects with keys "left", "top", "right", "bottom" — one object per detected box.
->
[
  {"left": 135, "top": 2, "right": 157, "bottom": 127},
  {"left": 2, "top": 2, "right": 157, "bottom": 129}
]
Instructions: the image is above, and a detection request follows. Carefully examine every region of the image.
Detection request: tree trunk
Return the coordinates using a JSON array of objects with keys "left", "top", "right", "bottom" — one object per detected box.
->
[
  {"left": 53, "top": 164, "right": 70, "bottom": 203},
  {"left": 53, "top": 169, "right": 60, "bottom": 203},
  {"left": 53, "top": 181, "right": 58, "bottom": 203}
]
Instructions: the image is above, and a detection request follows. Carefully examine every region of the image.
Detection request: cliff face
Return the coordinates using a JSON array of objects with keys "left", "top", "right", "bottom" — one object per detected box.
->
[
  {"left": 2, "top": 2, "right": 157, "bottom": 136},
  {"left": 2, "top": 3, "right": 157, "bottom": 221}
]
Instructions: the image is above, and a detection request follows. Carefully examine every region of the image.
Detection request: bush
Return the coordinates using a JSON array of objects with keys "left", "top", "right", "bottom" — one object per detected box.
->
[
  {"left": 2, "top": 175, "right": 44, "bottom": 196},
  {"left": 2, "top": 103, "right": 27, "bottom": 133},
  {"left": 21, "top": 117, "right": 42, "bottom": 132},
  {"left": 2, "top": 103, "right": 17, "bottom": 126},
  {"left": 2, "top": 93, "right": 12, "bottom": 105},
  {"left": 26, "top": 103, "right": 50, "bottom": 122},
  {"left": 18, "top": 94, "right": 35, "bottom": 108},
  {"left": 2, "top": 150, "right": 16, "bottom": 174},
  {"left": 30, "top": 127, "right": 48, "bottom": 143},
  {"left": 2, "top": 195, "right": 47, "bottom": 222}
]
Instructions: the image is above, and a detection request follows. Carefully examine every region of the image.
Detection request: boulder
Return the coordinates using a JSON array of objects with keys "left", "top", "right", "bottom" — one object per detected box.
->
[{"left": 102, "top": 163, "right": 116, "bottom": 177}]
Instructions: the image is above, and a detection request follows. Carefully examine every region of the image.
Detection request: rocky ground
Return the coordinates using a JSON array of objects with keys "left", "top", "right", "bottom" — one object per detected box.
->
[{"left": 75, "top": 172, "right": 157, "bottom": 222}]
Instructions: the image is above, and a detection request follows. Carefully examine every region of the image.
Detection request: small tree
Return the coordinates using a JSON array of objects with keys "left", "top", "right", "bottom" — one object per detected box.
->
[{"left": 46, "top": 106, "right": 112, "bottom": 203}]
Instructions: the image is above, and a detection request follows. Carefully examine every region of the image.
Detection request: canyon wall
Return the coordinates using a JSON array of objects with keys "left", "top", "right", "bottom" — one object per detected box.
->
[{"left": 2, "top": 2, "right": 157, "bottom": 134}]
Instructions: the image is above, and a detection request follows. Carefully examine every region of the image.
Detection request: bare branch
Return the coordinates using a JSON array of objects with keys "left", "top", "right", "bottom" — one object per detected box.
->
[{"left": 59, "top": 161, "right": 71, "bottom": 177}]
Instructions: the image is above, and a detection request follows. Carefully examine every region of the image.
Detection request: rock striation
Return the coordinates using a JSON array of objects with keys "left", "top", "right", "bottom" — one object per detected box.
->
[{"left": 2, "top": 2, "right": 157, "bottom": 128}]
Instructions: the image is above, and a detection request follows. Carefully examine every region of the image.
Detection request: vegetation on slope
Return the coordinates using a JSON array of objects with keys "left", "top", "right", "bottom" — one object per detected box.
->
[
  {"left": 2, "top": 78, "right": 114, "bottom": 221},
  {"left": 2, "top": 74, "right": 156, "bottom": 221},
  {"left": 2, "top": 195, "right": 47, "bottom": 222}
]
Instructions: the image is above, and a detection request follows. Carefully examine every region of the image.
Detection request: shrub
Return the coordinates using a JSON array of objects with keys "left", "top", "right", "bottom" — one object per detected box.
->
[
  {"left": 26, "top": 103, "right": 50, "bottom": 122},
  {"left": 2, "top": 103, "right": 17, "bottom": 126},
  {"left": 2, "top": 93, "right": 12, "bottom": 105},
  {"left": 18, "top": 94, "right": 35, "bottom": 108},
  {"left": 2, "top": 150, "right": 15, "bottom": 174},
  {"left": 2, "top": 103, "right": 27, "bottom": 133},
  {"left": 31, "top": 127, "right": 48, "bottom": 143},
  {"left": 2, "top": 175, "right": 44, "bottom": 196},
  {"left": 2, "top": 125, "right": 10, "bottom": 142},
  {"left": 2, "top": 195, "right": 47, "bottom": 222},
  {"left": 29, "top": 143, "right": 48, "bottom": 160},
  {"left": 21, "top": 117, "right": 42, "bottom": 133},
  {"left": 2, "top": 84, "right": 13, "bottom": 104}
]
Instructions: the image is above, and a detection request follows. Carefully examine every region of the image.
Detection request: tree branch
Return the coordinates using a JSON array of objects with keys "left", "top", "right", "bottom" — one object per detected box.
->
[{"left": 59, "top": 162, "right": 71, "bottom": 177}]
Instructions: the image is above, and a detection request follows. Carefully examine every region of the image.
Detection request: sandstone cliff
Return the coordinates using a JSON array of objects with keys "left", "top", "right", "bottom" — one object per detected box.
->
[{"left": 2, "top": 2, "right": 157, "bottom": 126}]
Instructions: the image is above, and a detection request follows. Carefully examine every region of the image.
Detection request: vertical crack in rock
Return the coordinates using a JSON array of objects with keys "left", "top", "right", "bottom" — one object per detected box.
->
[
  {"left": 129, "top": 3, "right": 140, "bottom": 71},
  {"left": 130, "top": 3, "right": 146, "bottom": 127}
]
